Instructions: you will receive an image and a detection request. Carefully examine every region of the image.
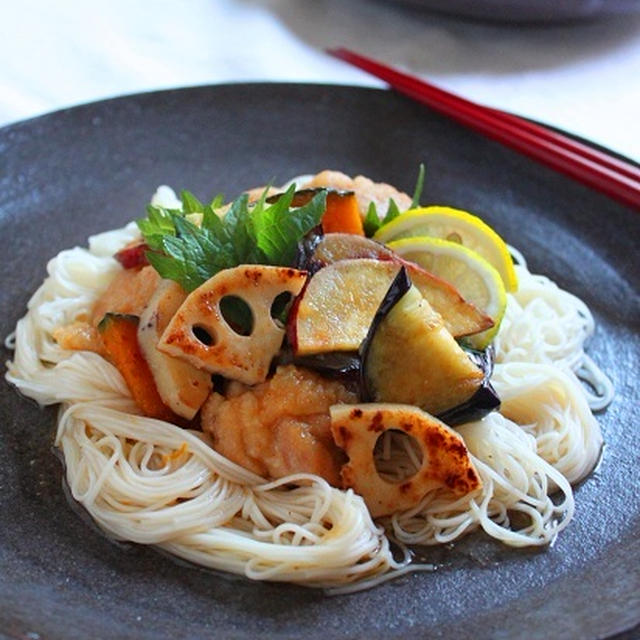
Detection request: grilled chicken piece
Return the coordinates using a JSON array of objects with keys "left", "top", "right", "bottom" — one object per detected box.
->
[
  {"left": 245, "top": 185, "right": 281, "bottom": 202},
  {"left": 91, "top": 265, "right": 160, "bottom": 326},
  {"left": 302, "top": 170, "right": 413, "bottom": 218},
  {"left": 55, "top": 265, "right": 161, "bottom": 354},
  {"left": 53, "top": 321, "right": 103, "bottom": 354},
  {"left": 201, "top": 365, "right": 357, "bottom": 484}
]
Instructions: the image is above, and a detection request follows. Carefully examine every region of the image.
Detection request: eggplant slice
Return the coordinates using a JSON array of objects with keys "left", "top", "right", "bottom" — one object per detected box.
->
[
  {"left": 294, "top": 225, "right": 325, "bottom": 274},
  {"left": 276, "top": 346, "right": 361, "bottom": 382},
  {"left": 438, "top": 346, "right": 500, "bottom": 426},
  {"left": 360, "top": 268, "right": 499, "bottom": 422},
  {"left": 296, "top": 234, "right": 493, "bottom": 340}
]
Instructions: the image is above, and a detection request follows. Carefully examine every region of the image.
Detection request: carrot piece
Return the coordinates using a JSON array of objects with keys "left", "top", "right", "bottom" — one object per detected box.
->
[
  {"left": 98, "top": 313, "right": 176, "bottom": 421},
  {"left": 321, "top": 192, "right": 365, "bottom": 236}
]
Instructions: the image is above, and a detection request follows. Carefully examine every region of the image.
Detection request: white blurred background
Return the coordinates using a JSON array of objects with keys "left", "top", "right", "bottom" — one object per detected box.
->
[{"left": 1, "top": 0, "right": 639, "bottom": 159}]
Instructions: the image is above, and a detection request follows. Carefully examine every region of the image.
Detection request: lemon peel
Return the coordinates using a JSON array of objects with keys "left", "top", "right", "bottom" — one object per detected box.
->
[
  {"left": 389, "top": 236, "right": 507, "bottom": 348},
  {"left": 374, "top": 206, "right": 518, "bottom": 293}
]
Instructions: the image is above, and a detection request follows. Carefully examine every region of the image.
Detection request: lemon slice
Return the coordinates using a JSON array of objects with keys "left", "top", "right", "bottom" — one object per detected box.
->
[
  {"left": 388, "top": 236, "right": 506, "bottom": 348},
  {"left": 374, "top": 206, "right": 518, "bottom": 293}
]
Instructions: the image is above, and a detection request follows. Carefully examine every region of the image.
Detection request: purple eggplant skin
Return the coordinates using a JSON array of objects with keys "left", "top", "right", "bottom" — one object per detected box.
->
[
  {"left": 294, "top": 352, "right": 361, "bottom": 381},
  {"left": 275, "top": 345, "right": 360, "bottom": 382},
  {"left": 358, "top": 266, "right": 413, "bottom": 402},
  {"left": 266, "top": 188, "right": 331, "bottom": 272},
  {"left": 436, "top": 381, "right": 500, "bottom": 426},
  {"left": 293, "top": 225, "right": 325, "bottom": 273},
  {"left": 294, "top": 229, "right": 399, "bottom": 273},
  {"left": 437, "top": 345, "right": 500, "bottom": 427},
  {"left": 281, "top": 266, "right": 411, "bottom": 387},
  {"left": 310, "top": 232, "right": 398, "bottom": 263},
  {"left": 267, "top": 188, "right": 333, "bottom": 207}
]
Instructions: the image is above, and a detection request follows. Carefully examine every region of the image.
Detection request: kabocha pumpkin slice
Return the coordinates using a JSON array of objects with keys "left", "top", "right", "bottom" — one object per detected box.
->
[
  {"left": 321, "top": 191, "right": 364, "bottom": 235},
  {"left": 138, "top": 280, "right": 213, "bottom": 420},
  {"left": 290, "top": 258, "right": 492, "bottom": 355},
  {"left": 98, "top": 313, "right": 176, "bottom": 421},
  {"left": 158, "top": 265, "right": 307, "bottom": 385},
  {"left": 361, "top": 279, "right": 484, "bottom": 416},
  {"left": 330, "top": 403, "right": 481, "bottom": 517}
]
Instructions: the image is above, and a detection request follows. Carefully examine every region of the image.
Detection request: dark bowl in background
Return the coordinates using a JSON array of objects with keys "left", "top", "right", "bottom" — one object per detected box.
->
[{"left": 389, "top": 0, "right": 640, "bottom": 22}]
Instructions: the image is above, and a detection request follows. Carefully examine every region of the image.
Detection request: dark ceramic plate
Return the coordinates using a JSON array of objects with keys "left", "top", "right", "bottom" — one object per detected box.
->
[{"left": 1, "top": 84, "right": 639, "bottom": 640}]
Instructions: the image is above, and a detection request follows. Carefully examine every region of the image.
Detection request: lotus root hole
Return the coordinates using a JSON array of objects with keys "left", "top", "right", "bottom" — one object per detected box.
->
[
  {"left": 192, "top": 325, "right": 216, "bottom": 346},
  {"left": 374, "top": 430, "right": 424, "bottom": 485},
  {"left": 219, "top": 296, "right": 254, "bottom": 336},
  {"left": 270, "top": 291, "right": 293, "bottom": 326}
]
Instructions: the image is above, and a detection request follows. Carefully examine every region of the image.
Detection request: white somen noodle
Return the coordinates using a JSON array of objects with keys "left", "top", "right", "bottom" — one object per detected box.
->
[{"left": 5, "top": 192, "right": 611, "bottom": 590}]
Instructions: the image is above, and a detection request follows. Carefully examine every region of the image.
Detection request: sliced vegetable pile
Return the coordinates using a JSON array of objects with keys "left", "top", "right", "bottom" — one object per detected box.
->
[{"left": 101, "top": 171, "right": 517, "bottom": 516}]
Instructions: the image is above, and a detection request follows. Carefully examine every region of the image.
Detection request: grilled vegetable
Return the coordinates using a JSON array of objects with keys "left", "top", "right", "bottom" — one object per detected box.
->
[
  {"left": 277, "top": 347, "right": 361, "bottom": 382},
  {"left": 138, "top": 280, "right": 213, "bottom": 420},
  {"left": 296, "top": 234, "right": 493, "bottom": 339},
  {"left": 98, "top": 313, "right": 176, "bottom": 421},
  {"left": 308, "top": 232, "right": 398, "bottom": 265},
  {"left": 293, "top": 225, "right": 325, "bottom": 274},
  {"left": 438, "top": 346, "right": 500, "bottom": 426},
  {"left": 290, "top": 259, "right": 396, "bottom": 355},
  {"left": 289, "top": 258, "right": 492, "bottom": 355},
  {"left": 321, "top": 191, "right": 364, "bottom": 235},
  {"left": 158, "top": 265, "right": 308, "bottom": 385},
  {"left": 360, "top": 272, "right": 484, "bottom": 416},
  {"left": 267, "top": 188, "right": 326, "bottom": 208},
  {"left": 330, "top": 403, "right": 481, "bottom": 517}
]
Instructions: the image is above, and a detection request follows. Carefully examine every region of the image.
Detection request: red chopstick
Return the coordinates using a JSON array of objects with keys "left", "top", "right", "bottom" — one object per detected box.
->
[{"left": 328, "top": 47, "right": 640, "bottom": 210}]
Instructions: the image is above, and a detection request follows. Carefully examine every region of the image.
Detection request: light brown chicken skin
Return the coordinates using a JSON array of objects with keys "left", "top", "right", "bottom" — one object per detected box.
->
[
  {"left": 53, "top": 320, "right": 104, "bottom": 354},
  {"left": 54, "top": 265, "right": 161, "bottom": 354},
  {"left": 302, "top": 170, "right": 413, "bottom": 218},
  {"left": 246, "top": 170, "right": 413, "bottom": 219},
  {"left": 90, "top": 265, "right": 160, "bottom": 326},
  {"left": 201, "top": 365, "right": 357, "bottom": 485}
]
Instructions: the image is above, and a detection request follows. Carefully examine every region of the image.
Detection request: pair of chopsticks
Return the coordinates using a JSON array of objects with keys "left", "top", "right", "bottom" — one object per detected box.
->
[{"left": 328, "top": 48, "right": 640, "bottom": 210}]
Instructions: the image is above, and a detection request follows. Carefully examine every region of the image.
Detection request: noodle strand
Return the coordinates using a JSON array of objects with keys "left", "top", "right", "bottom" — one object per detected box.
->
[{"left": 4, "top": 220, "right": 610, "bottom": 590}]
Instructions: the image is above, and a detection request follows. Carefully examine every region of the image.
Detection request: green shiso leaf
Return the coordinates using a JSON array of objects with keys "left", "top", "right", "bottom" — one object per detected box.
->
[{"left": 137, "top": 185, "right": 326, "bottom": 291}]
